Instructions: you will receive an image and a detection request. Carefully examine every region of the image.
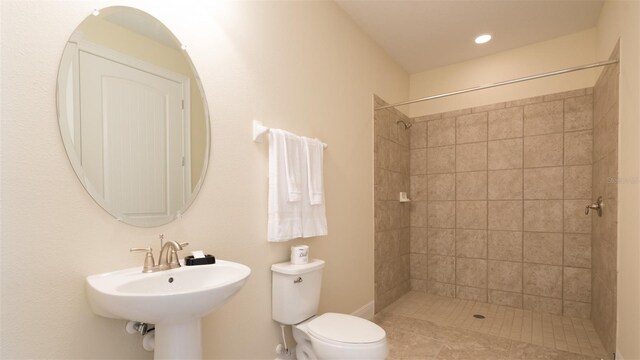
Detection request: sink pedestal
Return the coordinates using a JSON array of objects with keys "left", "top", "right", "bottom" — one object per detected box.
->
[{"left": 154, "top": 319, "right": 202, "bottom": 359}]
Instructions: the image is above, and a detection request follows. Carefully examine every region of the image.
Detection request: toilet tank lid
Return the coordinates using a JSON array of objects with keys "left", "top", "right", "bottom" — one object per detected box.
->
[{"left": 271, "top": 259, "right": 325, "bottom": 275}]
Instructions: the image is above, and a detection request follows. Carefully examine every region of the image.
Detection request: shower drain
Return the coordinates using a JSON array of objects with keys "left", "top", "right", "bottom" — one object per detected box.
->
[{"left": 473, "top": 314, "right": 486, "bottom": 319}]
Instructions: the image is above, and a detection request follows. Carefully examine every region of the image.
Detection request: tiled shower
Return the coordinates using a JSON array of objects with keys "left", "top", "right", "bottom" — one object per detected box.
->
[{"left": 374, "top": 48, "right": 619, "bottom": 357}]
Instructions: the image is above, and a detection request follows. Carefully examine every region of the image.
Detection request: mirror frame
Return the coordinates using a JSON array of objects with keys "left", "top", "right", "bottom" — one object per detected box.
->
[{"left": 56, "top": 6, "right": 211, "bottom": 227}]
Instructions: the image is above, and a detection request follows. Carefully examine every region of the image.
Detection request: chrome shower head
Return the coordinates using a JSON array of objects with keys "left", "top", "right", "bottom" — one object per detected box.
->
[{"left": 396, "top": 120, "right": 412, "bottom": 129}]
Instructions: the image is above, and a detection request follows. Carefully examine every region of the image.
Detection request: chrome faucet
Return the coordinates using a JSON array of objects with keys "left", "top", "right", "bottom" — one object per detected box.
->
[{"left": 130, "top": 235, "right": 189, "bottom": 273}]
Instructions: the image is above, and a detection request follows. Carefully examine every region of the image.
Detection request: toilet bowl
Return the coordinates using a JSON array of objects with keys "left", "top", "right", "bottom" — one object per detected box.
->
[
  {"left": 293, "top": 313, "right": 388, "bottom": 360},
  {"left": 271, "top": 259, "right": 388, "bottom": 360}
]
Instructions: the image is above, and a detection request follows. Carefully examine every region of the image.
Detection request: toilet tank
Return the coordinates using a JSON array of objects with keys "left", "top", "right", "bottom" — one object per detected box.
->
[{"left": 271, "top": 259, "right": 325, "bottom": 325}]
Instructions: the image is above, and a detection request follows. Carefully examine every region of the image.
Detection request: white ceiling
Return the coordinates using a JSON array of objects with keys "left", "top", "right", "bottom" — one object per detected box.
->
[{"left": 336, "top": 0, "right": 604, "bottom": 73}]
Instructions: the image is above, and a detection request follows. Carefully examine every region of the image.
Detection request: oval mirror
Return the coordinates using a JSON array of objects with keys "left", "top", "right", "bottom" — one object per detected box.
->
[{"left": 56, "top": 6, "right": 210, "bottom": 227}]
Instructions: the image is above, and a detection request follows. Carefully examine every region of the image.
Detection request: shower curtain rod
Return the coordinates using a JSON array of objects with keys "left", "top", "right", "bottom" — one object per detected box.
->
[{"left": 375, "top": 59, "right": 619, "bottom": 110}]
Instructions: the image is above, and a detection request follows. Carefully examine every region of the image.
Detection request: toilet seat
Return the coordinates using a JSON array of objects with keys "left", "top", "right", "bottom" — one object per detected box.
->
[{"left": 307, "top": 313, "right": 386, "bottom": 344}]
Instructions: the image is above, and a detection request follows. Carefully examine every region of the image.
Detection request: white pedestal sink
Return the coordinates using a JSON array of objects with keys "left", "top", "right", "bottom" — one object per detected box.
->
[{"left": 86, "top": 260, "right": 251, "bottom": 359}]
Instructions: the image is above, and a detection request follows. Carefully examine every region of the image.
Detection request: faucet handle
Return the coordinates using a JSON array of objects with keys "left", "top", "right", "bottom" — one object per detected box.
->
[
  {"left": 179, "top": 242, "right": 189, "bottom": 249},
  {"left": 130, "top": 247, "right": 155, "bottom": 273},
  {"left": 130, "top": 247, "right": 152, "bottom": 252}
]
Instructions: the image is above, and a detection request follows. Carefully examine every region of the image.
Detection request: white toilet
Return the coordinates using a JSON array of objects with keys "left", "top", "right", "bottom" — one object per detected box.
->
[{"left": 271, "top": 259, "right": 388, "bottom": 360}]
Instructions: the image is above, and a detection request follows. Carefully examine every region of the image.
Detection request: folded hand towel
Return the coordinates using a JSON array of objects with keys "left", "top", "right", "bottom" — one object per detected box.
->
[
  {"left": 283, "top": 131, "right": 303, "bottom": 202},
  {"left": 302, "top": 137, "right": 328, "bottom": 238},
  {"left": 302, "top": 137, "right": 324, "bottom": 205},
  {"left": 268, "top": 129, "right": 302, "bottom": 241}
]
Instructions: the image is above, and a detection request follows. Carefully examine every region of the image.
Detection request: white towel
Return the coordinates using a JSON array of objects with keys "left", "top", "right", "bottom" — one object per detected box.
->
[
  {"left": 268, "top": 130, "right": 302, "bottom": 242},
  {"left": 283, "top": 131, "right": 303, "bottom": 202},
  {"left": 302, "top": 137, "right": 328, "bottom": 238},
  {"left": 303, "top": 137, "right": 324, "bottom": 205}
]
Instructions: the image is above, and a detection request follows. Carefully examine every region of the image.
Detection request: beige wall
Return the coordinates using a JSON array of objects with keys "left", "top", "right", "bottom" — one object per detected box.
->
[
  {"left": 595, "top": 1, "right": 640, "bottom": 360},
  {"left": 409, "top": 29, "right": 598, "bottom": 117},
  {"left": 0, "top": 1, "right": 408, "bottom": 359}
]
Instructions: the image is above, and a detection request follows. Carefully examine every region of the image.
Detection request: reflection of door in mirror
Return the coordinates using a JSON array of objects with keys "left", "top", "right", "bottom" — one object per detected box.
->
[
  {"left": 78, "top": 50, "right": 188, "bottom": 223},
  {"left": 57, "top": 7, "right": 210, "bottom": 227}
]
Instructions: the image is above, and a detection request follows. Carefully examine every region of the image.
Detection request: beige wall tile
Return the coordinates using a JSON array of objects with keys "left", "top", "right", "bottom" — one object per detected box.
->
[
  {"left": 399, "top": 228, "right": 411, "bottom": 255},
  {"left": 564, "top": 233, "right": 591, "bottom": 268},
  {"left": 428, "top": 201, "right": 455, "bottom": 228},
  {"left": 488, "top": 260, "right": 523, "bottom": 292},
  {"left": 524, "top": 200, "right": 563, "bottom": 232},
  {"left": 564, "top": 165, "right": 592, "bottom": 199},
  {"left": 563, "top": 300, "right": 591, "bottom": 319},
  {"left": 456, "top": 171, "right": 487, "bottom": 200},
  {"left": 506, "top": 95, "right": 545, "bottom": 108},
  {"left": 489, "top": 290, "right": 523, "bottom": 308},
  {"left": 456, "top": 112, "right": 487, "bottom": 144},
  {"left": 488, "top": 230, "right": 523, "bottom": 261},
  {"left": 524, "top": 134, "right": 563, "bottom": 168},
  {"left": 414, "top": 113, "right": 442, "bottom": 122},
  {"left": 564, "top": 200, "right": 592, "bottom": 233},
  {"left": 410, "top": 175, "right": 428, "bottom": 201},
  {"left": 374, "top": 108, "right": 390, "bottom": 140},
  {"left": 565, "top": 95, "right": 593, "bottom": 132},
  {"left": 456, "top": 258, "right": 487, "bottom": 287},
  {"left": 523, "top": 232, "right": 563, "bottom": 265},
  {"left": 456, "top": 285, "right": 487, "bottom": 302},
  {"left": 563, "top": 267, "right": 591, "bottom": 302},
  {"left": 428, "top": 255, "right": 455, "bottom": 283},
  {"left": 410, "top": 148, "right": 427, "bottom": 175},
  {"left": 410, "top": 121, "right": 427, "bottom": 149},
  {"left": 523, "top": 263, "right": 562, "bottom": 298},
  {"left": 592, "top": 276, "right": 617, "bottom": 353},
  {"left": 488, "top": 169, "right": 523, "bottom": 200},
  {"left": 375, "top": 230, "right": 400, "bottom": 257},
  {"left": 543, "top": 88, "right": 587, "bottom": 101},
  {"left": 456, "top": 142, "right": 487, "bottom": 172},
  {"left": 488, "top": 201, "right": 523, "bottom": 231},
  {"left": 473, "top": 102, "right": 505, "bottom": 113},
  {"left": 390, "top": 111, "right": 411, "bottom": 147},
  {"left": 410, "top": 253, "right": 427, "bottom": 280},
  {"left": 410, "top": 201, "right": 428, "bottom": 227},
  {"left": 428, "top": 118, "right": 455, "bottom": 147},
  {"left": 375, "top": 170, "right": 402, "bottom": 201},
  {"left": 427, "top": 146, "right": 455, "bottom": 174},
  {"left": 456, "top": 229, "right": 487, "bottom": 258},
  {"left": 488, "top": 107, "right": 523, "bottom": 140},
  {"left": 523, "top": 294, "right": 562, "bottom": 315},
  {"left": 427, "top": 281, "right": 456, "bottom": 298},
  {"left": 488, "top": 138, "right": 523, "bottom": 170},
  {"left": 410, "top": 227, "right": 427, "bottom": 254},
  {"left": 428, "top": 228, "right": 455, "bottom": 256},
  {"left": 456, "top": 201, "right": 487, "bottom": 230},
  {"left": 410, "top": 279, "right": 426, "bottom": 292},
  {"left": 443, "top": 108, "right": 472, "bottom": 118},
  {"left": 524, "top": 100, "right": 563, "bottom": 136},
  {"left": 524, "top": 167, "right": 563, "bottom": 199},
  {"left": 427, "top": 173, "right": 455, "bottom": 200},
  {"left": 564, "top": 130, "right": 593, "bottom": 166},
  {"left": 374, "top": 168, "right": 387, "bottom": 201}
]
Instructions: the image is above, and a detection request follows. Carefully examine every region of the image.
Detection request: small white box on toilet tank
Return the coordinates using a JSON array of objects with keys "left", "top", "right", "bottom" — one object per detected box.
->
[{"left": 271, "top": 259, "right": 325, "bottom": 325}]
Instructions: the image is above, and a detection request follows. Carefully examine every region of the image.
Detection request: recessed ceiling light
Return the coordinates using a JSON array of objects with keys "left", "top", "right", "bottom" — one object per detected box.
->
[{"left": 475, "top": 34, "right": 492, "bottom": 44}]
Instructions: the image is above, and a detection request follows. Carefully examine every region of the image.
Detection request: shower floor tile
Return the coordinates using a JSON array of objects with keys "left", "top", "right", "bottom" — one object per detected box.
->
[{"left": 376, "top": 291, "right": 609, "bottom": 360}]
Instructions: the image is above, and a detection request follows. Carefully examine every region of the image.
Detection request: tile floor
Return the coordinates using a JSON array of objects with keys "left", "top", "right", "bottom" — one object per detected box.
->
[{"left": 375, "top": 291, "right": 609, "bottom": 360}]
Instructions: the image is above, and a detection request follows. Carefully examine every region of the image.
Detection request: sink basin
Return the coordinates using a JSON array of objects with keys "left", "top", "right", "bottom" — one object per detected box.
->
[{"left": 86, "top": 260, "right": 251, "bottom": 359}]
